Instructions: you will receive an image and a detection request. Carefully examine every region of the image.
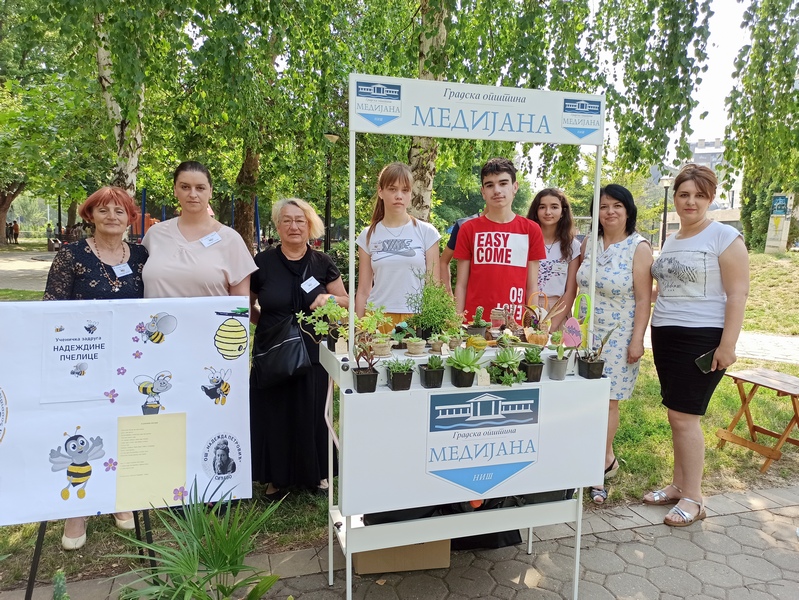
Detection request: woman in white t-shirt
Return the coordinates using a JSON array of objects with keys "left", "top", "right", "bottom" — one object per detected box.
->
[
  {"left": 644, "top": 164, "right": 749, "bottom": 527},
  {"left": 355, "top": 163, "right": 440, "bottom": 326},
  {"left": 526, "top": 188, "right": 581, "bottom": 330}
]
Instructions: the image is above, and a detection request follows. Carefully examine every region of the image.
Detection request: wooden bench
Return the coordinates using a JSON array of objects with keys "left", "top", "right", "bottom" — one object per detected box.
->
[{"left": 716, "top": 368, "right": 799, "bottom": 472}]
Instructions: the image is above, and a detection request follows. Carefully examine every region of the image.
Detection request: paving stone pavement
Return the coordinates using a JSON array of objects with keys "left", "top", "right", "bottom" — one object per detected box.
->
[{"left": 2, "top": 486, "right": 798, "bottom": 600}]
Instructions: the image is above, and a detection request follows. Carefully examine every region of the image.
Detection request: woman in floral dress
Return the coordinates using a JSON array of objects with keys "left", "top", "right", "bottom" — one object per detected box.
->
[{"left": 577, "top": 184, "right": 653, "bottom": 504}]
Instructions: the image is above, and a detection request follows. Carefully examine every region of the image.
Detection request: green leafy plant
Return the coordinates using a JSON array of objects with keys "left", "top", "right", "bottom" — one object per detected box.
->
[
  {"left": 426, "top": 354, "right": 444, "bottom": 370},
  {"left": 115, "top": 479, "right": 281, "bottom": 600},
  {"left": 353, "top": 303, "right": 394, "bottom": 371},
  {"left": 523, "top": 345, "right": 543, "bottom": 364},
  {"left": 581, "top": 326, "right": 618, "bottom": 362},
  {"left": 53, "top": 570, "right": 70, "bottom": 600},
  {"left": 446, "top": 346, "right": 485, "bottom": 373},
  {"left": 383, "top": 357, "right": 416, "bottom": 374},
  {"left": 405, "top": 274, "right": 459, "bottom": 334},
  {"left": 488, "top": 347, "right": 525, "bottom": 386},
  {"left": 295, "top": 296, "right": 348, "bottom": 339},
  {"left": 405, "top": 336, "right": 423, "bottom": 343},
  {"left": 548, "top": 329, "right": 578, "bottom": 360},
  {"left": 390, "top": 327, "right": 411, "bottom": 344}
]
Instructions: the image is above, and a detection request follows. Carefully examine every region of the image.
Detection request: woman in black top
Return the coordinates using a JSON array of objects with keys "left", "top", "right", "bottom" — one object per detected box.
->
[
  {"left": 43, "top": 186, "right": 148, "bottom": 550},
  {"left": 249, "top": 198, "right": 348, "bottom": 500}
]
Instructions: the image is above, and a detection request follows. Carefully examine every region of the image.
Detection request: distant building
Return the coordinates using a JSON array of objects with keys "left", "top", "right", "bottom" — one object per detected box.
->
[{"left": 688, "top": 138, "right": 742, "bottom": 209}]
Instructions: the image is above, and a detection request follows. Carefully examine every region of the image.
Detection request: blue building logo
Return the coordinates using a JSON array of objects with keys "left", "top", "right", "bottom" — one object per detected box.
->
[
  {"left": 355, "top": 81, "right": 402, "bottom": 127},
  {"left": 562, "top": 98, "right": 601, "bottom": 139},
  {"left": 426, "top": 389, "right": 540, "bottom": 494}
]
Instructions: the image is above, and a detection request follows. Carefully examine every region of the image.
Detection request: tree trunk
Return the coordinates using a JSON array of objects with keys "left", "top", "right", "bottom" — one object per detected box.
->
[
  {"left": 94, "top": 13, "right": 144, "bottom": 195},
  {"left": 408, "top": 0, "right": 448, "bottom": 222},
  {"left": 234, "top": 146, "right": 260, "bottom": 255},
  {"left": 67, "top": 200, "right": 78, "bottom": 228},
  {"left": 0, "top": 181, "right": 26, "bottom": 246}
]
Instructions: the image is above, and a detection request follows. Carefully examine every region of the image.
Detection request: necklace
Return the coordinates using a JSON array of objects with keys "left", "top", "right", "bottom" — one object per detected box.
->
[
  {"left": 544, "top": 239, "right": 556, "bottom": 254},
  {"left": 92, "top": 239, "right": 126, "bottom": 292},
  {"left": 382, "top": 220, "right": 410, "bottom": 238}
]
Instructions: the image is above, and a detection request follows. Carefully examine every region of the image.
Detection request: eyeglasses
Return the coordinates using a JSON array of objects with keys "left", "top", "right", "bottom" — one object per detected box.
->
[{"left": 280, "top": 218, "right": 307, "bottom": 228}]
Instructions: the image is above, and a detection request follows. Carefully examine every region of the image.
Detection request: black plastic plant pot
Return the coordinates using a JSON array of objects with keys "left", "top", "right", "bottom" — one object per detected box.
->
[
  {"left": 577, "top": 357, "right": 605, "bottom": 379},
  {"left": 352, "top": 369, "right": 378, "bottom": 393},
  {"left": 326, "top": 326, "right": 339, "bottom": 351},
  {"left": 451, "top": 368, "right": 476, "bottom": 388},
  {"left": 547, "top": 356, "right": 569, "bottom": 381},
  {"left": 388, "top": 371, "right": 413, "bottom": 391},
  {"left": 419, "top": 365, "right": 445, "bottom": 389},
  {"left": 520, "top": 361, "right": 544, "bottom": 383}
]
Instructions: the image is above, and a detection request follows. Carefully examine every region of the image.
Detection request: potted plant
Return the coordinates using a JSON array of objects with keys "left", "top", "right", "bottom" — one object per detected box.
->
[
  {"left": 351, "top": 303, "right": 394, "bottom": 393},
  {"left": 428, "top": 333, "right": 448, "bottom": 353},
  {"left": 488, "top": 347, "right": 525, "bottom": 386},
  {"left": 446, "top": 346, "right": 485, "bottom": 388},
  {"left": 522, "top": 297, "right": 569, "bottom": 346},
  {"left": 465, "top": 306, "right": 490, "bottom": 337},
  {"left": 547, "top": 330, "right": 572, "bottom": 381},
  {"left": 577, "top": 326, "right": 616, "bottom": 379},
  {"left": 406, "top": 275, "right": 459, "bottom": 338},
  {"left": 445, "top": 327, "right": 463, "bottom": 350},
  {"left": 405, "top": 336, "right": 427, "bottom": 356},
  {"left": 390, "top": 325, "right": 411, "bottom": 350},
  {"left": 371, "top": 332, "right": 395, "bottom": 357},
  {"left": 384, "top": 357, "right": 415, "bottom": 391},
  {"left": 296, "top": 295, "right": 348, "bottom": 351},
  {"left": 419, "top": 354, "right": 445, "bottom": 388},
  {"left": 520, "top": 345, "right": 544, "bottom": 383}
]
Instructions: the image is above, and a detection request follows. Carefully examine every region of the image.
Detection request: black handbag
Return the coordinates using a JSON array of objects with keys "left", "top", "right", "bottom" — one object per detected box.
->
[{"left": 252, "top": 315, "right": 311, "bottom": 389}]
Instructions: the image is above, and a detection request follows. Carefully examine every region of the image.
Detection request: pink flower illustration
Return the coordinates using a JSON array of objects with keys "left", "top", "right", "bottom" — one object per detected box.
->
[
  {"left": 104, "top": 459, "right": 118, "bottom": 471},
  {"left": 173, "top": 486, "right": 187, "bottom": 501},
  {"left": 133, "top": 351, "right": 142, "bottom": 359},
  {"left": 132, "top": 336, "right": 139, "bottom": 342},
  {"left": 135, "top": 322, "right": 146, "bottom": 333},
  {"left": 117, "top": 367, "right": 126, "bottom": 376},
  {"left": 104, "top": 389, "right": 119, "bottom": 403}
]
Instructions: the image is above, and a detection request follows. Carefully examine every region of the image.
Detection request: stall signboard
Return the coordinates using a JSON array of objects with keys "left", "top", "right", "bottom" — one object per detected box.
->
[
  {"left": 0, "top": 297, "right": 252, "bottom": 527},
  {"left": 350, "top": 74, "right": 605, "bottom": 145},
  {"left": 338, "top": 377, "right": 609, "bottom": 516},
  {"left": 765, "top": 193, "right": 794, "bottom": 254}
]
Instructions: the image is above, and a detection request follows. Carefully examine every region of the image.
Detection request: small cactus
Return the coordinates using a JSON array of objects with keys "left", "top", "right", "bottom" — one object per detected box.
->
[{"left": 53, "top": 570, "right": 70, "bottom": 600}]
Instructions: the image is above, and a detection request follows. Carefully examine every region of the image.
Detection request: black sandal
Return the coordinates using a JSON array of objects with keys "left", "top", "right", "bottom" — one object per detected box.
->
[{"left": 604, "top": 457, "right": 619, "bottom": 479}]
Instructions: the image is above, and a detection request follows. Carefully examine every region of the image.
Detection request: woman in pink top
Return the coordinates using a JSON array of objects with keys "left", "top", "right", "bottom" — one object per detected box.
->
[{"left": 142, "top": 161, "right": 256, "bottom": 298}]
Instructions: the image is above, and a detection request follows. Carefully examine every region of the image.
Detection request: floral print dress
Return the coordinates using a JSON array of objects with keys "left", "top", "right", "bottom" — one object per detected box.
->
[{"left": 577, "top": 233, "right": 647, "bottom": 400}]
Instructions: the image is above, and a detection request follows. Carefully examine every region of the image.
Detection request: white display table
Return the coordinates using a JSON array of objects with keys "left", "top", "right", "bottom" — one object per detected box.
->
[{"left": 320, "top": 345, "right": 610, "bottom": 600}]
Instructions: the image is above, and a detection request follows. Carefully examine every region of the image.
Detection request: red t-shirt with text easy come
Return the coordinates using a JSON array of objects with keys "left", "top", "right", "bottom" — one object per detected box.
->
[{"left": 453, "top": 214, "right": 545, "bottom": 322}]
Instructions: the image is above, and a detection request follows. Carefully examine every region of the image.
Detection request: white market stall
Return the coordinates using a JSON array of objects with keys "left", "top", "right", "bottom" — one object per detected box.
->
[{"left": 325, "top": 73, "right": 608, "bottom": 600}]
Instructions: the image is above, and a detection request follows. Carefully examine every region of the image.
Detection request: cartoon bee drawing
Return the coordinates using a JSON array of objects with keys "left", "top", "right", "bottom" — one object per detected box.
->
[
  {"left": 84, "top": 321, "right": 98, "bottom": 334},
  {"left": 135, "top": 370, "right": 172, "bottom": 414},
  {"left": 48, "top": 426, "right": 104, "bottom": 500},
  {"left": 70, "top": 362, "right": 88, "bottom": 377},
  {"left": 201, "top": 367, "right": 231, "bottom": 405},
  {"left": 143, "top": 312, "right": 178, "bottom": 344}
]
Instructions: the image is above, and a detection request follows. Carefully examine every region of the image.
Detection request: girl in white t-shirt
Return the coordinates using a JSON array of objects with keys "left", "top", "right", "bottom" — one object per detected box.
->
[
  {"left": 526, "top": 188, "right": 581, "bottom": 330},
  {"left": 355, "top": 163, "right": 440, "bottom": 325}
]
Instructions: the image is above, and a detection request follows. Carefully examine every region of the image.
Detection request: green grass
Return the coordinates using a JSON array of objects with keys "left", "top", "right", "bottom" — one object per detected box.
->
[
  {"left": 0, "top": 239, "right": 48, "bottom": 252},
  {"left": 744, "top": 252, "right": 799, "bottom": 335},
  {"left": 0, "top": 289, "right": 41, "bottom": 301}
]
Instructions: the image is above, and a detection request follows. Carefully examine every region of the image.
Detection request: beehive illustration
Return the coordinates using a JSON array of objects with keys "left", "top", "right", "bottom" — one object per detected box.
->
[{"left": 214, "top": 318, "right": 248, "bottom": 360}]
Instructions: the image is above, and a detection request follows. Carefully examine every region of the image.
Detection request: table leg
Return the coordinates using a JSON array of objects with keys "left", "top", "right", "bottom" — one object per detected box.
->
[
  {"left": 717, "top": 381, "right": 759, "bottom": 449},
  {"left": 760, "top": 412, "right": 799, "bottom": 473}
]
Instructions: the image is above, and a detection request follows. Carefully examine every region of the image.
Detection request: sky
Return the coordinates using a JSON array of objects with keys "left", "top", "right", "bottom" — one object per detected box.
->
[{"left": 688, "top": 0, "right": 749, "bottom": 142}]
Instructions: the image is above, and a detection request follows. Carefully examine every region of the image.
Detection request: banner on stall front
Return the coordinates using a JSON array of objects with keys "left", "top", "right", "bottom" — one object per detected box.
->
[
  {"left": 0, "top": 297, "right": 252, "bottom": 527},
  {"left": 349, "top": 74, "right": 605, "bottom": 145}
]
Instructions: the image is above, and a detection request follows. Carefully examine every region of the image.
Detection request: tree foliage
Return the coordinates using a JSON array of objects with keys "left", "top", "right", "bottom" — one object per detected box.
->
[{"left": 724, "top": 0, "right": 799, "bottom": 250}]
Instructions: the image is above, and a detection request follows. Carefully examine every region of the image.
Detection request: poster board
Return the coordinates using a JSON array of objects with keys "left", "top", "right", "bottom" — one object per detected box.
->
[
  {"left": 765, "top": 193, "right": 794, "bottom": 254},
  {"left": 0, "top": 297, "right": 252, "bottom": 526}
]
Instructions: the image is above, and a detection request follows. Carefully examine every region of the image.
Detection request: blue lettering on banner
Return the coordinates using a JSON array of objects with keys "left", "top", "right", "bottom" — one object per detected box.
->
[
  {"left": 412, "top": 106, "right": 551, "bottom": 137},
  {"left": 356, "top": 81, "right": 402, "bottom": 126},
  {"left": 562, "top": 98, "right": 601, "bottom": 139}
]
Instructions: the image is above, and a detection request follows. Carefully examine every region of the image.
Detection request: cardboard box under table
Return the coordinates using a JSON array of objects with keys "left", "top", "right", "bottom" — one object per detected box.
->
[{"left": 353, "top": 539, "right": 450, "bottom": 575}]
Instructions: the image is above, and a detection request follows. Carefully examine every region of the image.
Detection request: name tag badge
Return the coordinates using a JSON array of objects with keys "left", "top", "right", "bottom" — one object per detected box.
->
[
  {"left": 200, "top": 231, "right": 222, "bottom": 247},
  {"left": 301, "top": 276, "right": 321, "bottom": 293},
  {"left": 112, "top": 263, "right": 133, "bottom": 277}
]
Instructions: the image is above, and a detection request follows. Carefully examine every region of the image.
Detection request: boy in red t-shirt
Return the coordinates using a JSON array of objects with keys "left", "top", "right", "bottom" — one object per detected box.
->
[{"left": 453, "top": 158, "right": 545, "bottom": 323}]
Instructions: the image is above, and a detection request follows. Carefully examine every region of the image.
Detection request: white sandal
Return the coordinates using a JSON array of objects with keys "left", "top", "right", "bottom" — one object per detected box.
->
[
  {"left": 664, "top": 497, "right": 705, "bottom": 527},
  {"left": 643, "top": 484, "right": 681, "bottom": 506}
]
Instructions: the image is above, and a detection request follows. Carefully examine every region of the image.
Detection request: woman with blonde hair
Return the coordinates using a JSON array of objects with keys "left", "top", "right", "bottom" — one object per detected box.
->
[
  {"left": 249, "top": 198, "right": 349, "bottom": 500},
  {"left": 355, "top": 162, "right": 440, "bottom": 323}
]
